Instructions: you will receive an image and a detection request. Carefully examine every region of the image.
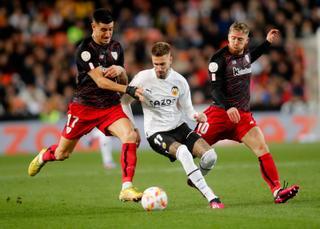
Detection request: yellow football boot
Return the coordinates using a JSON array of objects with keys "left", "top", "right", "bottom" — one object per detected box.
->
[
  {"left": 28, "top": 148, "right": 47, "bottom": 176},
  {"left": 119, "top": 187, "right": 143, "bottom": 202}
]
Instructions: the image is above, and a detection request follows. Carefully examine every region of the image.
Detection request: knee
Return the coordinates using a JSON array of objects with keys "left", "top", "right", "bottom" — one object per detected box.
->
[
  {"left": 122, "top": 129, "right": 137, "bottom": 143},
  {"left": 200, "top": 149, "right": 217, "bottom": 169},
  {"left": 260, "top": 143, "right": 269, "bottom": 152},
  {"left": 253, "top": 143, "right": 269, "bottom": 156}
]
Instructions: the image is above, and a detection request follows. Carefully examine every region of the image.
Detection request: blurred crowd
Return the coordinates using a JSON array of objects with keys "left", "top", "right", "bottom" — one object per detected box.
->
[{"left": 0, "top": 0, "right": 319, "bottom": 121}]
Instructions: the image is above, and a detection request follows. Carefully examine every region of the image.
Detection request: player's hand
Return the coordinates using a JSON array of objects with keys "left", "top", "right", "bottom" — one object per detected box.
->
[
  {"left": 135, "top": 87, "right": 144, "bottom": 102},
  {"left": 103, "top": 65, "right": 124, "bottom": 78},
  {"left": 266, "top": 29, "right": 280, "bottom": 44},
  {"left": 134, "top": 128, "right": 141, "bottom": 148},
  {"left": 227, "top": 107, "right": 240, "bottom": 123},
  {"left": 194, "top": 112, "right": 207, "bottom": 123},
  {"left": 126, "top": 86, "right": 144, "bottom": 101}
]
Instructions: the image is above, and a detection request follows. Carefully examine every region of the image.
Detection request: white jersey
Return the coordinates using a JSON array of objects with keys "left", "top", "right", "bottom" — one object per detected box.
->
[{"left": 127, "top": 68, "right": 197, "bottom": 137}]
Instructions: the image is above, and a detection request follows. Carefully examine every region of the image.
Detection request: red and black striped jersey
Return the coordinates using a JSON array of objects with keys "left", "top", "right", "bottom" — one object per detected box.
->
[
  {"left": 73, "top": 37, "right": 124, "bottom": 108},
  {"left": 208, "top": 40, "right": 271, "bottom": 111}
]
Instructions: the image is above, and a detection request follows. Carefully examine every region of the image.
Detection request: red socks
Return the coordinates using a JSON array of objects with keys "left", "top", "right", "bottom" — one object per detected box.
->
[
  {"left": 42, "top": 143, "right": 137, "bottom": 183},
  {"left": 42, "top": 144, "right": 58, "bottom": 162},
  {"left": 121, "top": 143, "right": 137, "bottom": 182},
  {"left": 258, "top": 153, "right": 281, "bottom": 193}
]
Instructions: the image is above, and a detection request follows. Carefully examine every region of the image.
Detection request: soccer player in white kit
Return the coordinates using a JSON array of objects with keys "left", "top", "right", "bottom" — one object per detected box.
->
[{"left": 121, "top": 42, "right": 224, "bottom": 209}]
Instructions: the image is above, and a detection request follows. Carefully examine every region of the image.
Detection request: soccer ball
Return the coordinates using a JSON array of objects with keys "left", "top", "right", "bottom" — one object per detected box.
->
[{"left": 141, "top": 187, "right": 168, "bottom": 211}]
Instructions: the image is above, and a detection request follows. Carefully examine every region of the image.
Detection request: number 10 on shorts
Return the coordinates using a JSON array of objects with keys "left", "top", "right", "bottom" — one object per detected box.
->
[{"left": 197, "top": 122, "right": 209, "bottom": 135}]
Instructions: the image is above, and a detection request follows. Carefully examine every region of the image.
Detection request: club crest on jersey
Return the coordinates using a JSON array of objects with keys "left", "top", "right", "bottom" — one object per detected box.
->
[
  {"left": 81, "top": 51, "right": 91, "bottom": 62},
  {"left": 162, "top": 142, "right": 167, "bottom": 149},
  {"left": 171, "top": 86, "right": 179, "bottom": 96},
  {"left": 245, "top": 54, "right": 250, "bottom": 63},
  {"left": 111, "top": 51, "right": 118, "bottom": 60}
]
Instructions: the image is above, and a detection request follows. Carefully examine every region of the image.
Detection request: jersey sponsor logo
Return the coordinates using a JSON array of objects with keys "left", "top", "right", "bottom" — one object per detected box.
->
[
  {"left": 208, "top": 62, "right": 218, "bottom": 73},
  {"left": 81, "top": 51, "right": 91, "bottom": 62},
  {"left": 233, "top": 66, "right": 252, "bottom": 76},
  {"left": 149, "top": 98, "right": 177, "bottom": 108},
  {"left": 111, "top": 51, "right": 118, "bottom": 60},
  {"left": 171, "top": 86, "right": 179, "bottom": 96}
]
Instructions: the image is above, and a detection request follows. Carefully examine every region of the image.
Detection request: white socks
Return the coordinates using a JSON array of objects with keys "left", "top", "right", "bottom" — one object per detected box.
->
[
  {"left": 176, "top": 145, "right": 198, "bottom": 173},
  {"left": 199, "top": 149, "right": 217, "bottom": 176},
  {"left": 122, "top": 181, "right": 132, "bottom": 190},
  {"left": 176, "top": 145, "right": 217, "bottom": 202},
  {"left": 273, "top": 188, "right": 281, "bottom": 197}
]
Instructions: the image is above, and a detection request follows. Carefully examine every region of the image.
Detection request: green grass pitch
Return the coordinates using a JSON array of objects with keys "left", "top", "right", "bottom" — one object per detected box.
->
[{"left": 1, "top": 143, "right": 320, "bottom": 228}]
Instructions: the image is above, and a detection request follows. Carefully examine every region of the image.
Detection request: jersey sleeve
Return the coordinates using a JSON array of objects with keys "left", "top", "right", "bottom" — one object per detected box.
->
[
  {"left": 250, "top": 40, "right": 271, "bottom": 63},
  {"left": 209, "top": 53, "right": 229, "bottom": 109},
  {"left": 121, "top": 101, "right": 136, "bottom": 127},
  {"left": 121, "top": 72, "right": 145, "bottom": 126},
  {"left": 75, "top": 44, "right": 99, "bottom": 72},
  {"left": 129, "top": 72, "right": 143, "bottom": 87},
  {"left": 122, "top": 71, "right": 145, "bottom": 105},
  {"left": 178, "top": 77, "right": 198, "bottom": 121}
]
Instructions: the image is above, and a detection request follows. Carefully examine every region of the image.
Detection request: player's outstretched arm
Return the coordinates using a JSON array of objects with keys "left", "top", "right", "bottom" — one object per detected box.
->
[
  {"left": 178, "top": 79, "right": 201, "bottom": 122},
  {"left": 88, "top": 67, "right": 143, "bottom": 100},
  {"left": 89, "top": 66, "right": 126, "bottom": 92},
  {"left": 250, "top": 29, "right": 280, "bottom": 63},
  {"left": 266, "top": 29, "right": 280, "bottom": 44}
]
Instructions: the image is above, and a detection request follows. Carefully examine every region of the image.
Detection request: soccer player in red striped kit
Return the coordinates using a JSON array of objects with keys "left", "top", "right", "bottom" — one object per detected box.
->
[
  {"left": 196, "top": 22, "right": 299, "bottom": 204},
  {"left": 28, "top": 8, "right": 144, "bottom": 202}
]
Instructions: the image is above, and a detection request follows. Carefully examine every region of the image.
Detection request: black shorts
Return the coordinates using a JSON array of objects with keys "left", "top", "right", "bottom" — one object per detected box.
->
[{"left": 147, "top": 123, "right": 201, "bottom": 162}]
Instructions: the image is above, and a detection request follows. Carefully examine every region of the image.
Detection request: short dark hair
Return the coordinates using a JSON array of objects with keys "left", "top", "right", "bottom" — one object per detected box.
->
[
  {"left": 229, "top": 22, "right": 250, "bottom": 35},
  {"left": 151, "top": 42, "right": 171, "bottom": 56},
  {"left": 92, "top": 8, "right": 113, "bottom": 24}
]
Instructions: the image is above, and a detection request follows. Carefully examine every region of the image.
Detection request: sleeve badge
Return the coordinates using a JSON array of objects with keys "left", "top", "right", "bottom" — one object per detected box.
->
[
  {"left": 208, "top": 62, "right": 218, "bottom": 73},
  {"left": 81, "top": 51, "right": 91, "bottom": 62}
]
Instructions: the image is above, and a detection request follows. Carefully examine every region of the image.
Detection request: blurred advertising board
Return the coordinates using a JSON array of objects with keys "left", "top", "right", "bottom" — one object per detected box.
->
[{"left": 0, "top": 113, "right": 319, "bottom": 155}]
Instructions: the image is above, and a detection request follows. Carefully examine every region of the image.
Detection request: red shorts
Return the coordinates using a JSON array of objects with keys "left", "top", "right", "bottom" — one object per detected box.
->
[
  {"left": 61, "top": 102, "right": 128, "bottom": 140},
  {"left": 195, "top": 106, "right": 257, "bottom": 145}
]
